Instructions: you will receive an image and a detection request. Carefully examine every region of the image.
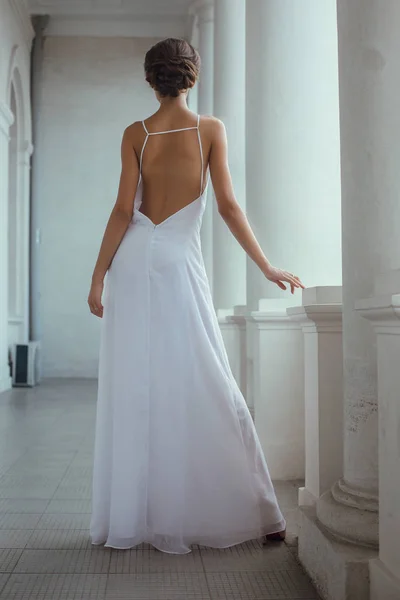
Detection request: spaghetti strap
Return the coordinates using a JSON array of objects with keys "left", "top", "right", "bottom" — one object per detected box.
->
[
  {"left": 139, "top": 135, "right": 149, "bottom": 177},
  {"left": 139, "top": 114, "right": 204, "bottom": 196},
  {"left": 196, "top": 115, "right": 204, "bottom": 196}
]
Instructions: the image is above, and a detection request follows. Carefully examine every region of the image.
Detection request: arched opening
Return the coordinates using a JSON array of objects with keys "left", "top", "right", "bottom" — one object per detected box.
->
[{"left": 6, "top": 64, "right": 30, "bottom": 354}]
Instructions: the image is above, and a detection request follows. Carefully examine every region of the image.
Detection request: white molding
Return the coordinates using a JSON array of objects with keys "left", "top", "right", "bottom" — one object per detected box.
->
[
  {"left": 250, "top": 309, "right": 301, "bottom": 331},
  {"left": 356, "top": 294, "right": 400, "bottom": 333},
  {"left": 8, "top": 0, "right": 35, "bottom": 47},
  {"left": 45, "top": 15, "right": 187, "bottom": 38},
  {"left": 0, "top": 101, "right": 14, "bottom": 138},
  {"left": 288, "top": 304, "right": 343, "bottom": 334}
]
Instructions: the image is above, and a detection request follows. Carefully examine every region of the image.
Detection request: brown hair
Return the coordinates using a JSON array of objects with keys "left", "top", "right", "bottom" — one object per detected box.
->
[{"left": 144, "top": 38, "right": 201, "bottom": 98}]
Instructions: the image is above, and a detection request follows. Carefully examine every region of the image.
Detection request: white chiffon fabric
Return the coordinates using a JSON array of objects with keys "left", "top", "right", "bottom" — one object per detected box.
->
[{"left": 90, "top": 117, "right": 286, "bottom": 554}]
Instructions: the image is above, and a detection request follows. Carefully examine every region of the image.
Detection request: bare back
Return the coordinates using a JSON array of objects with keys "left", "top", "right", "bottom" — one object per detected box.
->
[{"left": 130, "top": 112, "right": 212, "bottom": 226}]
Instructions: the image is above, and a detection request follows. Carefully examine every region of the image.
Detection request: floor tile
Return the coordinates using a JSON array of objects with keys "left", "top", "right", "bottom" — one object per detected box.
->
[
  {"left": 205, "top": 571, "right": 318, "bottom": 599},
  {"left": 0, "top": 514, "right": 42, "bottom": 530},
  {"left": 200, "top": 541, "right": 298, "bottom": 572},
  {"left": 0, "top": 500, "right": 48, "bottom": 514},
  {"left": 45, "top": 500, "right": 92, "bottom": 514},
  {"left": 0, "top": 530, "right": 33, "bottom": 549},
  {"left": 109, "top": 548, "right": 204, "bottom": 573},
  {"left": 0, "top": 487, "right": 57, "bottom": 500},
  {"left": 14, "top": 549, "right": 111, "bottom": 574},
  {"left": 53, "top": 482, "right": 92, "bottom": 500},
  {"left": 0, "top": 549, "right": 23, "bottom": 572},
  {"left": 36, "top": 514, "right": 91, "bottom": 530},
  {"left": 105, "top": 573, "right": 211, "bottom": 599},
  {"left": 0, "top": 575, "right": 10, "bottom": 596},
  {"left": 0, "top": 573, "right": 107, "bottom": 599},
  {"left": 26, "top": 530, "right": 92, "bottom": 550}
]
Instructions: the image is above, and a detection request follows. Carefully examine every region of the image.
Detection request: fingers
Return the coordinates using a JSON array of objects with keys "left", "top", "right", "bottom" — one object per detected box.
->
[
  {"left": 284, "top": 272, "right": 305, "bottom": 291},
  {"left": 273, "top": 271, "right": 305, "bottom": 294},
  {"left": 88, "top": 301, "right": 104, "bottom": 318}
]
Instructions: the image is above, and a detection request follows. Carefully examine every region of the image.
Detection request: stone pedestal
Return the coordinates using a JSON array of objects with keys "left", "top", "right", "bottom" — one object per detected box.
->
[
  {"left": 288, "top": 287, "right": 343, "bottom": 506},
  {"left": 250, "top": 299, "right": 305, "bottom": 480},
  {"left": 298, "top": 506, "right": 377, "bottom": 600}
]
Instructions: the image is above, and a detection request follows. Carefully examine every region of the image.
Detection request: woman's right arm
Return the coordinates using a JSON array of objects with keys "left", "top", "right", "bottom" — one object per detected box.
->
[{"left": 209, "top": 119, "right": 304, "bottom": 294}]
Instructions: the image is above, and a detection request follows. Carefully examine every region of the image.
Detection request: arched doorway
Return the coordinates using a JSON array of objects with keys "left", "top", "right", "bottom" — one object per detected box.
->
[{"left": 7, "top": 67, "right": 31, "bottom": 352}]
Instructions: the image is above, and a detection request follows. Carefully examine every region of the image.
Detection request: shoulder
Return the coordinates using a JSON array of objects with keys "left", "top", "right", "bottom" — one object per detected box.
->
[
  {"left": 198, "top": 115, "right": 226, "bottom": 143},
  {"left": 199, "top": 115, "right": 225, "bottom": 131},
  {"left": 123, "top": 121, "right": 146, "bottom": 141},
  {"left": 121, "top": 121, "right": 147, "bottom": 160}
]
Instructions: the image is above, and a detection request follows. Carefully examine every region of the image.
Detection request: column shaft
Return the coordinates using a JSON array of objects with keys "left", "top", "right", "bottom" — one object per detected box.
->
[
  {"left": 196, "top": 3, "right": 214, "bottom": 288},
  {"left": 317, "top": 0, "right": 400, "bottom": 550},
  {"left": 245, "top": 0, "right": 342, "bottom": 310},
  {"left": 213, "top": 0, "right": 246, "bottom": 310}
]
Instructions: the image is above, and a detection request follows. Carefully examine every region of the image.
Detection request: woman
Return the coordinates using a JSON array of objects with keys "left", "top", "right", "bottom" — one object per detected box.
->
[{"left": 88, "top": 38, "right": 304, "bottom": 555}]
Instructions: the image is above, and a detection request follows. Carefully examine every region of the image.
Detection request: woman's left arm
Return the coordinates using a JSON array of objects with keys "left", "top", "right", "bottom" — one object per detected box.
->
[{"left": 88, "top": 126, "right": 139, "bottom": 318}]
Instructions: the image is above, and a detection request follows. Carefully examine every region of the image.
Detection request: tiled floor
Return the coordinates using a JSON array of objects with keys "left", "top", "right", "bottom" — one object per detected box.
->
[{"left": 0, "top": 379, "right": 318, "bottom": 599}]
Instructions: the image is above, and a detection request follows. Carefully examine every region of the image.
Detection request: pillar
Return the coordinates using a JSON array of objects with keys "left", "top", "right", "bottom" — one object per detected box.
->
[
  {"left": 212, "top": 0, "right": 246, "bottom": 311},
  {"left": 245, "top": 0, "right": 342, "bottom": 482},
  {"left": 299, "top": 2, "right": 400, "bottom": 598},
  {"left": 245, "top": 0, "right": 342, "bottom": 310},
  {"left": 195, "top": 1, "right": 214, "bottom": 288}
]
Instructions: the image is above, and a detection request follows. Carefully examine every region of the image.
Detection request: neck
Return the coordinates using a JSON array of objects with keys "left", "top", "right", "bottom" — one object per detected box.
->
[{"left": 158, "top": 94, "right": 189, "bottom": 112}]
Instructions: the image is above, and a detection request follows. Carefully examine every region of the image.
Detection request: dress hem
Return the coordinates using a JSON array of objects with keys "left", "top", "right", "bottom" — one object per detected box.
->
[{"left": 90, "top": 519, "right": 287, "bottom": 555}]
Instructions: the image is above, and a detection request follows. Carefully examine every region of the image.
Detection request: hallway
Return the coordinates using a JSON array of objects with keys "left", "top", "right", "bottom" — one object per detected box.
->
[{"left": 0, "top": 380, "right": 318, "bottom": 600}]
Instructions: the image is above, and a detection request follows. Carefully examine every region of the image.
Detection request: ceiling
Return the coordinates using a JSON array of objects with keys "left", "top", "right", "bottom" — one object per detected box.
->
[
  {"left": 28, "top": 0, "right": 194, "bottom": 18},
  {"left": 27, "top": 0, "right": 199, "bottom": 39}
]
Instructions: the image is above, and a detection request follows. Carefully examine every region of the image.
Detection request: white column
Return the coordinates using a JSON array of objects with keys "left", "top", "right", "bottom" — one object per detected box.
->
[
  {"left": 245, "top": 0, "right": 342, "bottom": 482},
  {"left": 196, "top": 1, "right": 214, "bottom": 288},
  {"left": 357, "top": 271, "right": 400, "bottom": 599},
  {"left": 0, "top": 101, "right": 14, "bottom": 393},
  {"left": 245, "top": 0, "right": 342, "bottom": 310},
  {"left": 317, "top": 0, "right": 400, "bottom": 549},
  {"left": 299, "top": 3, "right": 400, "bottom": 599},
  {"left": 213, "top": 0, "right": 246, "bottom": 311}
]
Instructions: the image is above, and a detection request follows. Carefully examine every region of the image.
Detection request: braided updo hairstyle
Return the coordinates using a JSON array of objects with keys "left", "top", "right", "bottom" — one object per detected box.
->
[{"left": 144, "top": 38, "right": 201, "bottom": 98}]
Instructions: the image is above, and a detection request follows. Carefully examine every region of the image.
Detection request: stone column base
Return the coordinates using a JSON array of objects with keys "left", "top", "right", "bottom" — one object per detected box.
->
[
  {"left": 370, "top": 559, "right": 400, "bottom": 600},
  {"left": 298, "top": 506, "right": 377, "bottom": 600}
]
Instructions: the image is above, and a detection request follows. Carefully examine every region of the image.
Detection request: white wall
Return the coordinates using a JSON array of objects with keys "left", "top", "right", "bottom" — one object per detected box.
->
[
  {"left": 36, "top": 36, "right": 160, "bottom": 377},
  {"left": 0, "top": 0, "right": 33, "bottom": 392}
]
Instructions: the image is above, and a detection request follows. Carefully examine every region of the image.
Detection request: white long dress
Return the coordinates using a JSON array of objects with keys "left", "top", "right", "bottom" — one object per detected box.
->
[{"left": 90, "top": 115, "right": 286, "bottom": 554}]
